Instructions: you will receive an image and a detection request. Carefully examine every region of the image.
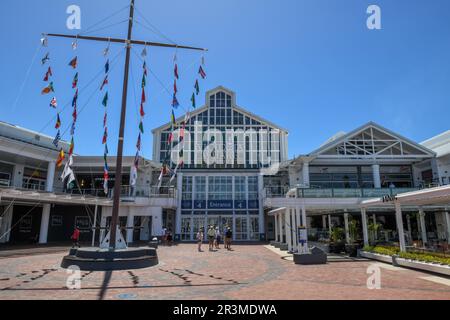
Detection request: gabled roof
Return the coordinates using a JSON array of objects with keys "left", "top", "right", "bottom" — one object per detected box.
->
[
  {"left": 152, "top": 86, "right": 288, "bottom": 134},
  {"left": 308, "top": 121, "right": 435, "bottom": 158}
]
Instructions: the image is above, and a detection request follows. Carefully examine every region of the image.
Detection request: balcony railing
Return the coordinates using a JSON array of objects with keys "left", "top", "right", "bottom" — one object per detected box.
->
[{"left": 265, "top": 186, "right": 420, "bottom": 199}]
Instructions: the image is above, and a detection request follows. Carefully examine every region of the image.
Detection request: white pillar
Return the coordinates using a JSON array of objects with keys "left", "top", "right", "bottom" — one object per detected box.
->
[
  {"left": 444, "top": 209, "right": 450, "bottom": 245},
  {"left": 285, "top": 209, "right": 292, "bottom": 252},
  {"left": 274, "top": 213, "right": 279, "bottom": 242},
  {"left": 0, "top": 204, "right": 13, "bottom": 243},
  {"left": 46, "top": 161, "right": 56, "bottom": 192},
  {"left": 292, "top": 209, "right": 298, "bottom": 252},
  {"left": 361, "top": 208, "right": 369, "bottom": 246},
  {"left": 91, "top": 205, "right": 98, "bottom": 247},
  {"left": 322, "top": 215, "right": 327, "bottom": 230},
  {"left": 395, "top": 202, "right": 406, "bottom": 252},
  {"left": 302, "top": 162, "right": 310, "bottom": 187},
  {"left": 126, "top": 212, "right": 134, "bottom": 244},
  {"left": 301, "top": 205, "right": 308, "bottom": 253},
  {"left": 328, "top": 214, "right": 332, "bottom": 234},
  {"left": 175, "top": 173, "right": 183, "bottom": 237},
  {"left": 12, "top": 164, "right": 25, "bottom": 188},
  {"left": 406, "top": 214, "right": 412, "bottom": 245},
  {"left": 39, "top": 204, "right": 51, "bottom": 244},
  {"left": 258, "top": 175, "right": 265, "bottom": 241},
  {"left": 419, "top": 207, "right": 427, "bottom": 246},
  {"left": 344, "top": 212, "right": 350, "bottom": 244},
  {"left": 279, "top": 211, "right": 283, "bottom": 243},
  {"left": 372, "top": 164, "right": 381, "bottom": 188}
]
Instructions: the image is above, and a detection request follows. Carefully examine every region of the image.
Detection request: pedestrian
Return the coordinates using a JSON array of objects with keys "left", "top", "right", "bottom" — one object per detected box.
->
[
  {"left": 225, "top": 227, "right": 233, "bottom": 250},
  {"left": 215, "top": 226, "right": 221, "bottom": 249},
  {"left": 207, "top": 225, "right": 215, "bottom": 251},
  {"left": 71, "top": 226, "right": 80, "bottom": 248},
  {"left": 161, "top": 227, "right": 167, "bottom": 246},
  {"left": 196, "top": 227, "right": 204, "bottom": 252},
  {"left": 167, "top": 229, "right": 173, "bottom": 246}
]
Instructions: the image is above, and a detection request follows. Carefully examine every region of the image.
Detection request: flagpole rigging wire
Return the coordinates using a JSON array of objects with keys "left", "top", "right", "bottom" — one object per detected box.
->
[
  {"left": 133, "top": 7, "right": 177, "bottom": 45},
  {"left": 0, "top": 48, "right": 126, "bottom": 241},
  {"left": 77, "top": 4, "right": 130, "bottom": 37},
  {"left": 11, "top": 44, "right": 42, "bottom": 113}
]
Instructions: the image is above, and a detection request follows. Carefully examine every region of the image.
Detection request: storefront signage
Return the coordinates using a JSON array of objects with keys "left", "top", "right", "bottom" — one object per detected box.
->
[
  {"left": 181, "top": 200, "right": 193, "bottom": 209},
  {"left": 208, "top": 200, "right": 233, "bottom": 209},
  {"left": 234, "top": 200, "right": 247, "bottom": 209},
  {"left": 51, "top": 215, "right": 63, "bottom": 227},
  {"left": 194, "top": 200, "right": 206, "bottom": 209}
]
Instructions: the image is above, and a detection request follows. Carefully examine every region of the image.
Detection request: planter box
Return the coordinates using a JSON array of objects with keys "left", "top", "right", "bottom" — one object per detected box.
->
[
  {"left": 361, "top": 251, "right": 450, "bottom": 277},
  {"left": 360, "top": 251, "right": 393, "bottom": 264},
  {"left": 393, "top": 256, "right": 450, "bottom": 276}
]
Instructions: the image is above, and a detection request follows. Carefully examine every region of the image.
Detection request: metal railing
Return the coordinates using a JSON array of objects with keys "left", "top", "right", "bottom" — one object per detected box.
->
[{"left": 264, "top": 186, "right": 420, "bottom": 199}]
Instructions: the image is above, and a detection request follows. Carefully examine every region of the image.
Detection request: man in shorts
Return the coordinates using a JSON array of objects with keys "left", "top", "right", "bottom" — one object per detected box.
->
[{"left": 207, "top": 225, "right": 215, "bottom": 251}]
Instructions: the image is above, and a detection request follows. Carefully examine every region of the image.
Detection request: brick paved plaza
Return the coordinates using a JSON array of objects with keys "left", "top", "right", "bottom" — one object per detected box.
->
[{"left": 0, "top": 244, "right": 449, "bottom": 300}]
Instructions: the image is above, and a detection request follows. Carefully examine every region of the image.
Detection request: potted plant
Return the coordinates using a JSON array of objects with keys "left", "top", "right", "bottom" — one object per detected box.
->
[
  {"left": 329, "top": 227, "right": 345, "bottom": 254},
  {"left": 368, "top": 221, "right": 381, "bottom": 245},
  {"left": 345, "top": 219, "right": 360, "bottom": 257}
]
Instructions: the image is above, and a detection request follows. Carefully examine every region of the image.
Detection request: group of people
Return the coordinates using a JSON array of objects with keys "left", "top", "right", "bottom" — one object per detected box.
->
[
  {"left": 161, "top": 228, "right": 174, "bottom": 246},
  {"left": 196, "top": 225, "right": 233, "bottom": 252}
]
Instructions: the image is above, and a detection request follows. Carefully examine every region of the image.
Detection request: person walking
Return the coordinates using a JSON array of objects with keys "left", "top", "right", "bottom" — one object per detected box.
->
[
  {"left": 167, "top": 229, "right": 173, "bottom": 246},
  {"left": 225, "top": 227, "right": 233, "bottom": 250},
  {"left": 71, "top": 226, "right": 80, "bottom": 248},
  {"left": 196, "top": 227, "right": 204, "bottom": 252},
  {"left": 207, "top": 225, "right": 215, "bottom": 251},
  {"left": 214, "top": 226, "right": 221, "bottom": 249}
]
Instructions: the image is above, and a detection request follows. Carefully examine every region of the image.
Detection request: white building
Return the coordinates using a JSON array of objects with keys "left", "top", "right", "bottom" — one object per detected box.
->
[{"left": 1, "top": 87, "right": 449, "bottom": 248}]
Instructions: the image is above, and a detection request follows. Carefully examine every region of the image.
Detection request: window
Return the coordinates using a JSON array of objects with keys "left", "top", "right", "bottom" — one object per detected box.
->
[
  {"left": 182, "top": 176, "right": 193, "bottom": 200},
  {"left": 208, "top": 176, "right": 232, "bottom": 200},
  {"left": 235, "top": 177, "right": 246, "bottom": 200},
  {"left": 248, "top": 176, "right": 259, "bottom": 200},
  {"left": 194, "top": 177, "right": 206, "bottom": 200}
]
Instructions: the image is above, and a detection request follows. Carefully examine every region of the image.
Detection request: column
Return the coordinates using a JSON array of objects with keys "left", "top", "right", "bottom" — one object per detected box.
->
[
  {"left": 274, "top": 213, "right": 279, "bottom": 242},
  {"left": 301, "top": 205, "right": 308, "bottom": 253},
  {"left": 285, "top": 209, "right": 292, "bottom": 252},
  {"left": 361, "top": 208, "right": 369, "bottom": 246},
  {"left": 328, "top": 215, "right": 332, "bottom": 234},
  {"left": 406, "top": 214, "right": 412, "bottom": 245},
  {"left": 291, "top": 209, "right": 298, "bottom": 252},
  {"left": 444, "top": 209, "right": 450, "bottom": 245},
  {"left": 419, "top": 207, "right": 427, "bottom": 246},
  {"left": 12, "top": 164, "right": 25, "bottom": 188},
  {"left": 100, "top": 215, "right": 107, "bottom": 244},
  {"left": 372, "top": 164, "right": 381, "bottom": 188},
  {"left": 344, "top": 212, "right": 350, "bottom": 244},
  {"left": 175, "top": 173, "right": 183, "bottom": 238},
  {"left": 0, "top": 205, "right": 13, "bottom": 243},
  {"left": 46, "top": 161, "right": 56, "bottom": 192},
  {"left": 39, "top": 204, "right": 51, "bottom": 244},
  {"left": 322, "top": 215, "right": 327, "bottom": 230},
  {"left": 302, "top": 162, "right": 310, "bottom": 187},
  {"left": 296, "top": 206, "right": 301, "bottom": 252},
  {"left": 372, "top": 214, "right": 378, "bottom": 240},
  {"left": 126, "top": 212, "right": 134, "bottom": 244},
  {"left": 279, "top": 211, "right": 283, "bottom": 243},
  {"left": 258, "top": 175, "right": 265, "bottom": 241},
  {"left": 395, "top": 202, "right": 406, "bottom": 252}
]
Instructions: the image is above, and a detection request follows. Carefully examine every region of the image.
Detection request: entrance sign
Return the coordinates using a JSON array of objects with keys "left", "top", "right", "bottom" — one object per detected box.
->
[{"left": 298, "top": 226, "right": 307, "bottom": 245}]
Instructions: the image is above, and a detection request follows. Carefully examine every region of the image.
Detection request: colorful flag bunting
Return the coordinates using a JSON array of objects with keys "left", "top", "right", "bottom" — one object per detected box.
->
[
  {"left": 69, "top": 137, "right": 74, "bottom": 156},
  {"left": 72, "top": 72, "right": 78, "bottom": 89},
  {"left": 69, "top": 56, "right": 78, "bottom": 69},
  {"left": 72, "top": 89, "right": 78, "bottom": 107},
  {"left": 174, "top": 64, "right": 179, "bottom": 80},
  {"left": 141, "top": 74, "right": 146, "bottom": 88},
  {"left": 141, "top": 88, "right": 146, "bottom": 103},
  {"left": 103, "top": 112, "right": 107, "bottom": 128},
  {"left": 105, "top": 60, "right": 109, "bottom": 74},
  {"left": 191, "top": 93, "right": 196, "bottom": 108},
  {"left": 100, "top": 76, "right": 108, "bottom": 90},
  {"left": 50, "top": 97, "right": 57, "bottom": 109},
  {"left": 43, "top": 67, "right": 53, "bottom": 82},
  {"left": 41, "top": 82, "right": 54, "bottom": 95},
  {"left": 102, "top": 128, "right": 108, "bottom": 144},
  {"left": 139, "top": 121, "right": 144, "bottom": 134},
  {"left": 171, "top": 110, "right": 176, "bottom": 126},
  {"left": 55, "top": 113, "right": 61, "bottom": 129},
  {"left": 140, "top": 103, "right": 145, "bottom": 117},
  {"left": 56, "top": 149, "right": 65, "bottom": 168},
  {"left": 70, "top": 122, "right": 76, "bottom": 136},
  {"left": 102, "top": 92, "right": 108, "bottom": 107},
  {"left": 143, "top": 61, "right": 147, "bottom": 76},
  {"left": 136, "top": 133, "right": 141, "bottom": 151},
  {"left": 53, "top": 130, "right": 61, "bottom": 147},
  {"left": 199, "top": 66, "right": 206, "bottom": 79},
  {"left": 195, "top": 79, "right": 200, "bottom": 95},
  {"left": 41, "top": 53, "right": 50, "bottom": 65},
  {"left": 172, "top": 94, "right": 179, "bottom": 108},
  {"left": 174, "top": 80, "right": 178, "bottom": 94}
]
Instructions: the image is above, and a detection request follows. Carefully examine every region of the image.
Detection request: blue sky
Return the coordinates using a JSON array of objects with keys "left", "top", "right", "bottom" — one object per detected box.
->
[{"left": 1, "top": 0, "right": 449, "bottom": 159}]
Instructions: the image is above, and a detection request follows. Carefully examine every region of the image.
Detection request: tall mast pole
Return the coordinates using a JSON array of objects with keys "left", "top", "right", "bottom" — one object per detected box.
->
[{"left": 109, "top": 0, "right": 135, "bottom": 249}]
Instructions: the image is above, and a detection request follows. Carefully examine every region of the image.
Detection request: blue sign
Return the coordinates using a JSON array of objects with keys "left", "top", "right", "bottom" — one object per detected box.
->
[
  {"left": 248, "top": 200, "right": 259, "bottom": 209},
  {"left": 208, "top": 200, "right": 233, "bottom": 209},
  {"left": 181, "top": 200, "right": 192, "bottom": 209},
  {"left": 234, "top": 200, "right": 247, "bottom": 209},
  {"left": 194, "top": 200, "right": 206, "bottom": 209}
]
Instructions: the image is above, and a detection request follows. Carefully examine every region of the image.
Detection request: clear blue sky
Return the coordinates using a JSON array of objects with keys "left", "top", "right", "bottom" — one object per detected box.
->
[{"left": 1, "top": 0, "right": 449, "bottom": 159}]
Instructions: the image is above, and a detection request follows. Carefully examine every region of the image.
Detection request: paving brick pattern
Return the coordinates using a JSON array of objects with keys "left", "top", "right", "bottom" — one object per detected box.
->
[{"left": 0, "top": 244, "right": 449, "bottom": 300}]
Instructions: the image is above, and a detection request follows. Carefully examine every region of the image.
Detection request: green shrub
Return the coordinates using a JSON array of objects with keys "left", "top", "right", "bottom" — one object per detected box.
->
[{"left": 363, "top": 246, "right": 450, "bottom": 266}]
